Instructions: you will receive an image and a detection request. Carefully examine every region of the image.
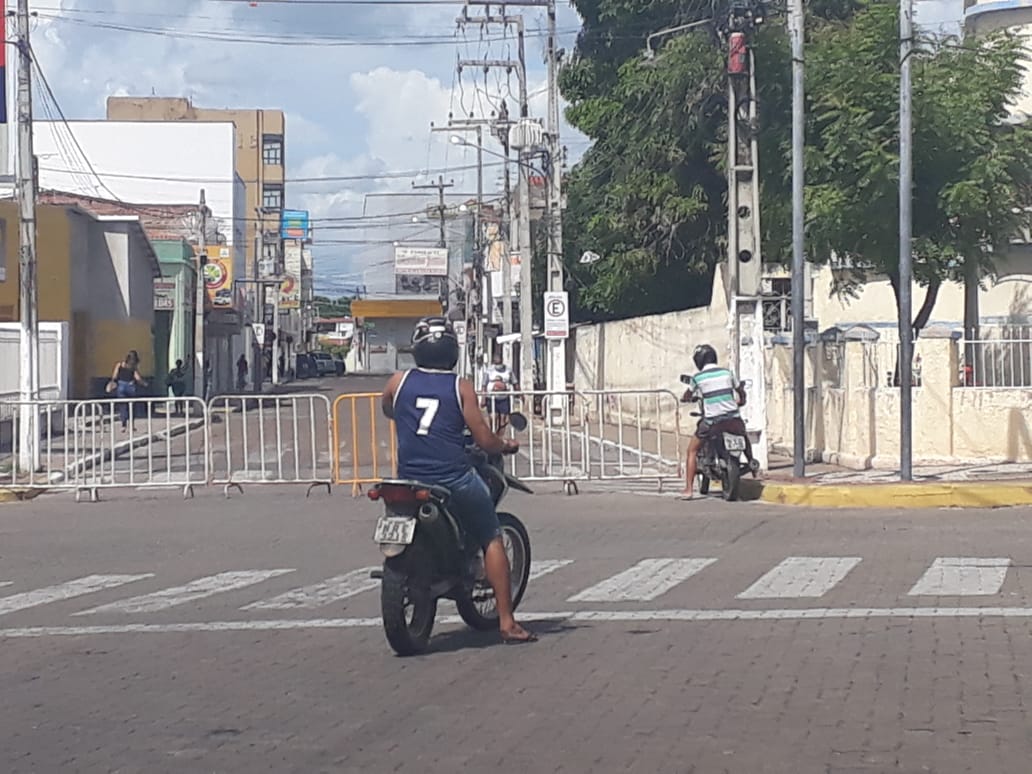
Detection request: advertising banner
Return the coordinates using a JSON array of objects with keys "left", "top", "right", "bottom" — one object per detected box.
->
[
  {"left": 280, "top": 241, "right": 302, "bottom": 309},
  {"left": 203, "top": 246, "right": 234, "bottom": 309}
]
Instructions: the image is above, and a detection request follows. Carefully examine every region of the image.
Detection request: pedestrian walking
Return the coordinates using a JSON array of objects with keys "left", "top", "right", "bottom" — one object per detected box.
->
[
  {"left": 236, "top": 354, "right": 249, "bottom": 392},
  {"left": 107, "top": 350, "right": 148, "bottom": 433}
]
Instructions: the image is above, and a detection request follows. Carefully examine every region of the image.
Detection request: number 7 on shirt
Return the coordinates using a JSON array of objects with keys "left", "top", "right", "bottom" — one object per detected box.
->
[{"left": 415, "top": 397, "right": 440, "bottom": 436}]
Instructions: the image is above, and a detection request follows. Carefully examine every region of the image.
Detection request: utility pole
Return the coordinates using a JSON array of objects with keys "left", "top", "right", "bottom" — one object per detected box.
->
[
  {"left": 434, "top": 122, "right": 485, "bottom": 374},
  {"left": 252, "top": 217, "right": 264, "bottom": 393},
  {"left": 456, "top": 8, "right": 531, "bottom": 387},
  {"left": 16, "top": 0, "right": 39, "bottom": 473},
  {"left": 194, "top": 190, "right": 209, "bottom": 399},
  {"left": 544, "top": 0, "right": 568, "bottom": 406},
  {"left": 898, "top": 0, "right": 915, "bottom": 480},
  {"left": 498, "top": 104, "right": 514, "bottom": 338},
  {"left": 412, "top": 175, "right": 455, "bottom": 312},
  {"left": 789, "top": 0, "right": 806, "bottom": 477}
]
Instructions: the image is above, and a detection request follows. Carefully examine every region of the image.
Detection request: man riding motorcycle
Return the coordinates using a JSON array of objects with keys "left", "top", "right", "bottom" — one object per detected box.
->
[
  {"left": 681, "top": 344, "right": 752, "bottom": 500},
  {"left": 380, "top": 317, "right": 537, "bottom": 644}
]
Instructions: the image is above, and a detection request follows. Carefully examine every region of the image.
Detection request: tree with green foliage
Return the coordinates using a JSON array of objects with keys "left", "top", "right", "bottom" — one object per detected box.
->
[
  {"left": 803, "top": 2, "right": 1032, "bottom": 335},
  {"left": 560, "top": 0, "right": 1032, "bottom": 331}
]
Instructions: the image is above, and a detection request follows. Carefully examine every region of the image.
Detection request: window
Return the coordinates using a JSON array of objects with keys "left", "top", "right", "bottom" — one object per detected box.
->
[
  {"left": 262, "top": 135, "right": 283, "bottom": 166},
  {"left": 262, "top": 184, "right": 283, "bottom": 211}
]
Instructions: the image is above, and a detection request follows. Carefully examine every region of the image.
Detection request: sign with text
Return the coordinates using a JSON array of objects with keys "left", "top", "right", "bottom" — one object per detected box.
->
[
  {"left": 280, "top": 242, "right": 302, "bottom": 309},
  {"left": 281, "top": 209, "right": 310, "bottom": 240},
  {"left": 543, "top": 291, "right": 569, "bottom": 339},
  {"left": 394, "top": 246, "right": 448, "bottom": 277},
  {"left": 153, "top": 280, "right": 176, "bottom": 311}
]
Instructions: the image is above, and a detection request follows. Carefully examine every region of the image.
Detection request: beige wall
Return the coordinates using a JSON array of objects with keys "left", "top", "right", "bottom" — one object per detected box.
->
[
  {"left": 813, "top": 253, "right": 1032, "bottom": 330},
  {"left": 106, "top": 97, "right": 286, "bottom": 278},
  {"left": 766, "top": 332, "right": 1032, "bottom": 467}
]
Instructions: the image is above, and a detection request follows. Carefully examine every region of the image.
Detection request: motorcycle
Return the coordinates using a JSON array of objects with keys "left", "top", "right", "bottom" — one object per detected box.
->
[
  {"left": 680, "top": 375, "right": 759, "bottom": 502},
  {"left": 367, "top": 413, "right": 533, "bottom": 656}
]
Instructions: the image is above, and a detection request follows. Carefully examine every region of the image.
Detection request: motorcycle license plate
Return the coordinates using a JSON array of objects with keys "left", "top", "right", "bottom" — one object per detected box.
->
[
  {"left": 373, "top": 516, "right": 416, "bottom": 545},
  {"left": 723, "top": 433, "right": 747, "bottom": 452}
]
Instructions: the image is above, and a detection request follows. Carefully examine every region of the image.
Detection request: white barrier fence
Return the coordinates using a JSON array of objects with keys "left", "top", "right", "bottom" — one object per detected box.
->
[
  {"left": 72, "top": 397, "right": 209, "bottom": 502},
  {"left": 482, "top": 388, "right": 684, "bottom": 494},
  {"left": 1, "top": 389, "right": 686, "bottom": 500},
  {"left": 207, "top": 393, "right": 333, "bottom": 497}
]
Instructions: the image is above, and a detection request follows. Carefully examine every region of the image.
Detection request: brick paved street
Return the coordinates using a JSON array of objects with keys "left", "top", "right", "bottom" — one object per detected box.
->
[{"left": 3, "top": 486, "right": 1032, "bottom": 772}]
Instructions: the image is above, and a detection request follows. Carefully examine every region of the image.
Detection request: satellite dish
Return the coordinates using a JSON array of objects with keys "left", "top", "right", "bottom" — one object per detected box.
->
[{"left": 580, "top": 250, "right": 602, "bottom": 265}]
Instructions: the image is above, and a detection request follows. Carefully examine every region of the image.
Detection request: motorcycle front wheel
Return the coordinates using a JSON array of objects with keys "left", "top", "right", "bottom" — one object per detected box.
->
[
  {"left": 381, "top": 539, "right": 437, "bottom": 656},
  {"left": 456, "top": 512, "right": 532, "bottom": 631}
]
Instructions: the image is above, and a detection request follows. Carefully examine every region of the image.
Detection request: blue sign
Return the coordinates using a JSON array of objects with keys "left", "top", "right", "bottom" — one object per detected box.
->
[{"left": 281, "top": 209, "right": 310, "bottom": 240}]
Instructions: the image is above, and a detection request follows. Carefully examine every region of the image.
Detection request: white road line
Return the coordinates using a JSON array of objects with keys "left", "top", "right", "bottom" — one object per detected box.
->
[
  {"left": 10, "top": 606, "right": 1032, "bottom": 637},
  {"left": 0, "top": 582, "right": 12, "bottom": 589},
  {"left": 908, "top": 557, "right": 1012, "bottom": 596},
  {"left": 241, "top": 568, "right": 379, "bottom": 610},
  {"left": 737, "top": 557, "right": 863, "bottom": 599},
  {"left": 567, "top": 558, "right": 717, "bottom": 602},
  {"left": 528, "top": 560, "right": 574, "bottom": 581},
  {"left": 74, "top": 570, "right": 294, "bottom": 616},
  {"left": 0, "top": 574, "right": 153, "bottom": 617}
]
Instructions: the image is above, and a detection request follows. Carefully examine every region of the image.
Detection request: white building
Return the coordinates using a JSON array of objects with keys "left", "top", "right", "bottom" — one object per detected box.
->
[{"left": 28, "top": 120, "right": 248, "bottom": 393}]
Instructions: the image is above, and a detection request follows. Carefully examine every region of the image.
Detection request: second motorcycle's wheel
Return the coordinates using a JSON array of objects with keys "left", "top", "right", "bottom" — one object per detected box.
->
[
  {"left": 721, "top": 463, "right": 741, "bottom": 502},
  {"left": 699, "top": 474, "right": 711, "bottom": 495},
  {"left": 456, "top": 512, "right": 532, "bottom": 631},
  {"left": 381, "top": 540, "right": 437, "bottom": 656}
]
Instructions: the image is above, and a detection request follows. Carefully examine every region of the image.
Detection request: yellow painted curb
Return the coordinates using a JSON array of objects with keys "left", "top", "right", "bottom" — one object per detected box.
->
[
  {"left": 750, "top": 480, "right": 1032, "bottom": 509},
  {"left": 0, "top": 488, "right": 45, "bottom": 504}
]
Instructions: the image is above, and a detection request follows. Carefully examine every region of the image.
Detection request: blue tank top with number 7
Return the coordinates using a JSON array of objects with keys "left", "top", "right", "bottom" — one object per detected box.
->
[{"left": 394, "top": 369, "right": 470, "bottom": 481}]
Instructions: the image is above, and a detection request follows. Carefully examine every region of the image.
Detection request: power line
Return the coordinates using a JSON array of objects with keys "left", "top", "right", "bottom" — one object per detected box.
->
[
  {"left": 35, "top": 159, "right": 505, "bottom": 185},
  {"left": 34, "top": 13, "right": 580, "bottom": 47}
]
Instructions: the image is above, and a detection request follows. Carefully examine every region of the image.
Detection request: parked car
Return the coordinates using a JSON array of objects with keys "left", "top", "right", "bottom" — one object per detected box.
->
[
  {"left": 295, "top": 353, "right": 316, "bottom": 379},
  {"left": 311, "top": 352, "right": 337, "bottom": 377}
]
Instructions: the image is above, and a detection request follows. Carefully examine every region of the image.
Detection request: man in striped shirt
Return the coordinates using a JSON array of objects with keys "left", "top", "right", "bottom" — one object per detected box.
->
[{"left": 681, "top": 344, "right": 749, "bottom": 499}]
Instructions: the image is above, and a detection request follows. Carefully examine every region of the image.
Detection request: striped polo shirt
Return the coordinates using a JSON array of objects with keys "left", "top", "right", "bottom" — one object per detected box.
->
[{"left": 687, "top": 364, "right": 740, "bottom": 420}]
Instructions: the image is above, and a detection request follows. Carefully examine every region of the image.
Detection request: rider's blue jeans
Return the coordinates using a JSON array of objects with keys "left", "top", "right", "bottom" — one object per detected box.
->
[{"left": 436, "top": 467, "right": 502, "bottom": 549}]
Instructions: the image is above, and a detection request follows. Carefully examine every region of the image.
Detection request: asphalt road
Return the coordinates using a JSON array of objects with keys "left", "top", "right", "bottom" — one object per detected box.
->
[{"left": 3, "top": 487, "right": 1032, "bottom": 772}]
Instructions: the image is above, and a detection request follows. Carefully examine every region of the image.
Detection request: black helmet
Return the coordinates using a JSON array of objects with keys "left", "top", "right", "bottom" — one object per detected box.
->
[
  {"left": 412, "top": 316, "right": 459, "bottom": 371},
  {"left": 693, "top": 344, "right": 718, "bottom": 371}
]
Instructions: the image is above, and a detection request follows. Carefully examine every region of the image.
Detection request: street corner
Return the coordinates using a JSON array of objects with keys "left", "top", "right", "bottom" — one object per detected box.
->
[
  {"left": 0, "top": 487, "right": 45, "bottom": 504},
  {"left": 752, "top": 478, "right": 1032, "bottom": 509}
]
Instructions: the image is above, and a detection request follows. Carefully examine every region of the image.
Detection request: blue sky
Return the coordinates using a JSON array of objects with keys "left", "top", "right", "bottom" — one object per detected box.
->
[{"left": 26, "top": 0, "right": 962, "bottom": 296}]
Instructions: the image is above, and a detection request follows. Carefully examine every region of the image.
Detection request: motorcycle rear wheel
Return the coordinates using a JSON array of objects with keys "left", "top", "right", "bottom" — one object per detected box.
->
[
  {"left": 456, "top": 512, "right": 532, "bottom": 631},
  {"left": 381, "top": 540, "right": 437, "bottom": 656},
  {"left": 721, "top": 463, "right": 741, "bottom": 502}
]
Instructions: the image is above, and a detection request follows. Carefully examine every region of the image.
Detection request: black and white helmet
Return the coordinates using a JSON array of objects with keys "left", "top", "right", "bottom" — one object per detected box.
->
[
  {"left": 693, "top": 344, "right": 718, "bottom": 371},
  {"left": 412, "top": 316, "right": 459, "bottom": 371}
]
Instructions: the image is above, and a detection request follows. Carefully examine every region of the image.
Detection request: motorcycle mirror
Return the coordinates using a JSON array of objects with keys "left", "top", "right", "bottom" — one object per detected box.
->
[
  {"left": 679, "top": 374, "right": 692, "bottom": 385},
  {"left": 508, "top": 412, "right": 529, "bottom": 432}
]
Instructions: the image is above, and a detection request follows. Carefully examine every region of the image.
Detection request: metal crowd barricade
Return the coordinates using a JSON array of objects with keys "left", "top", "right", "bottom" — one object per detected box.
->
[
  {"left": 481, "top": 388, "right": 683, "bottom": 494},
  {"left": 72, "top": 396, "right": 209, "bottom": 502},
  {"left": 207, "top": 393, "right": 333, "bottom": 497},
  {"left": 0, "top": 399, "right": 81, "bottom": 493},
  {"left": 578, "top": 389, "right": 683, "bottom": 488},
  {"left": 331, "top": 392, "right": 397, "bottom": 496}
]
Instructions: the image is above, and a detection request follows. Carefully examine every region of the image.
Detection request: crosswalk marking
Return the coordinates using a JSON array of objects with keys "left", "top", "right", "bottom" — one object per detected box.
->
[
  {"left": 528, "top": 560, "right": 574, "bottom": 581},
  {"left": 241, "top": 568, "right": 379, "bottom": 610},
  {"left": 567, "top": 558, "right": 717, "bottom": 602},
  {"left": 908, "top": 557, "right": 1011, "bottom": 596},
  {"left": 0, "top": 574, "right": 153, "bottom": 617},
  {"left": 737, "top": 557, "right": 862, "bottom": 599},
  {"left": 74, "top": 570, "right": 294, "bottom": 615}
]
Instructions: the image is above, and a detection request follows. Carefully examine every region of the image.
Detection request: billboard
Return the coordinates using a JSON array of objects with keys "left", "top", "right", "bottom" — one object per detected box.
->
[
  {"left": 281, "top": 209, "right": 310, "bottom": 240},
  {"left": 280, "top": 241, "right": 302, "bottom": 309},
  {"left": 395, "top": 246, "right": 448, "bottom": 277},
  {"left": 203, "top": 246, "right": 234, "bottom": 309}
]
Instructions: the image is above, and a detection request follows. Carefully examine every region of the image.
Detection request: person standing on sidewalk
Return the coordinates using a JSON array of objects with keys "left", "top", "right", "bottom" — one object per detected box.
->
[
  {"left": 108, "top": 350, "right": 147, "bottom": 433},
  {"left": 236, "top": 354, "right": 249, "bottom": 392}
]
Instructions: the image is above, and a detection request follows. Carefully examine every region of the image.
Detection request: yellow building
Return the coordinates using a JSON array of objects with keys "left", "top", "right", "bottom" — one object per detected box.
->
[
  {"left": 105, "top": 97, "right": 286, "bottom": 280},
  {"left": 350, "top": 298, "right": 443, "bottom": 372},
  {"left": 0, "top": 202, "right": 160, "bottom": 397}
]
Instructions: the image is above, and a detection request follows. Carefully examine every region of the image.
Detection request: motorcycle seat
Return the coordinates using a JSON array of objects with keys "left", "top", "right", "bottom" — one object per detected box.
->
[{"left": 378, "top": 478, "right": 452, "bottom": 501}]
